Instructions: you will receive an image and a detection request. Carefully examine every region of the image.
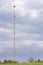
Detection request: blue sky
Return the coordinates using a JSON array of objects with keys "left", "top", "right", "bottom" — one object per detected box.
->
[{"left": 0, "top": 0, "right": 43, "bottom": 62}]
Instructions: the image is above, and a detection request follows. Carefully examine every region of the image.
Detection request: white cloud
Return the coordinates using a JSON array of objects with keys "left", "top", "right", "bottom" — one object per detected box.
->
[
  {"left": 16, "top": 31, "right": 41, "bottom": 41},
  {"left": 14, "top": 0, "right": 43, "bottom": 17},
  {"left": 0, "top": 40, "right": 43, "bottom": 53},
  {"left": 0, "top": 22, "right": 43, "bottom": 49},
  {"left": 0, "top": 41, "right": 14, "bottom": 52},
  {"left": 16, "top": 40, "right": 43, "bottom": 49},
  {"left": 16, "top": 32, "right": 27, "bottom": 38},
  {"left": 14, "top": 0, "right": 26, "bottom": 16},
  {"left": 0, "top": 22, "right": 13, "bottom": 34},
  {"left": 0, "top": 0, "right": 43, "bottom": 17},
  {"left": 30, "top": 10, "right": 38, "bottom": 19},
  {"left": 0, "top": 28, "right": 12, "bottom": 34}
]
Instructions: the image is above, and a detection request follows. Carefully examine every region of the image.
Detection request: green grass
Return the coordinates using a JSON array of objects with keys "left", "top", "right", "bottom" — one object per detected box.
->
[{"left": 0, "top": 62, "right": 43, "bottom": 65}]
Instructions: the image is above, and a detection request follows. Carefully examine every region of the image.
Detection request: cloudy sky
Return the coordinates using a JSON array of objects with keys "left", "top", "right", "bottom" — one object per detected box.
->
[{"left": 0, "top": 0, "right": 43, "bottom": 62}]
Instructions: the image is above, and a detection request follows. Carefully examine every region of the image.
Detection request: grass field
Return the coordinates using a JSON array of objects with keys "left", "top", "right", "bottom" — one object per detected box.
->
[{"left": 0, "top": 63, "right": 43, "bottom": 65}]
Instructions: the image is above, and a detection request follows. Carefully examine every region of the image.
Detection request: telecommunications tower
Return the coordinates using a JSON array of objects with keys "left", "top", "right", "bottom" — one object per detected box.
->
[
  {"left": 8, "top": 0, "right": 16, "bottom": 61},
  {"left": 13, "top": 5, "right": 16, "bottom": 61}
]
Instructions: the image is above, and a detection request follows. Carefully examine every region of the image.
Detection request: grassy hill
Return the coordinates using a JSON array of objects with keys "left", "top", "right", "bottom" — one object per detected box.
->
[{"left": 0, "top": 62, "right": 43, "bottom": 65}]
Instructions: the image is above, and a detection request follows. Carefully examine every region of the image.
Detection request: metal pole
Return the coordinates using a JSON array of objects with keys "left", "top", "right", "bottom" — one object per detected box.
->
[{"left": 13, "top": 5, "right": 16, "bottom": 62}]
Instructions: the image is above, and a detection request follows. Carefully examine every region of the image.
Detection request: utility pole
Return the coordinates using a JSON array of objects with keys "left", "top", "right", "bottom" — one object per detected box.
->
[{"left": 13, "top": 5, "right": 16, "bottom": 62}]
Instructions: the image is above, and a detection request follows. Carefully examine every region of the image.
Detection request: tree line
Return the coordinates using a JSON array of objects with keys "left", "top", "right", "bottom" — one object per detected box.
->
[
  {"left": 0, "top": 60, "right": 18, "bottom": 64},
  {"left": 28, "top": 57, "right": 43, "bottom": 63},
  {"left": 0, "top": 57, "right": 43, "bottom": 63}
]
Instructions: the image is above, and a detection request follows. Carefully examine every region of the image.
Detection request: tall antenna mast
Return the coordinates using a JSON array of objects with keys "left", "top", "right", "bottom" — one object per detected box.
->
[
  {"left": 13, "top": 5, "right": 16, "bottom": 61},
  {"left": 8, "top": 0, "right": 16, "bottom": 62}
]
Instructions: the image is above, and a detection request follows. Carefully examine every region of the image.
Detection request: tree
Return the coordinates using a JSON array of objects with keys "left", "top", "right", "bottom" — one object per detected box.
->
[
  {"left": 3, "top": 60, "right": 7, "bottom": 63},
  {"left": 29, "top": 57, "right": 34, "bottom": 62},
  {"left": 0, "top": 61, "right": 1, "bottom": 64},
  {"left": 38, "top": 59, "right": 40, "bottom": 62}
]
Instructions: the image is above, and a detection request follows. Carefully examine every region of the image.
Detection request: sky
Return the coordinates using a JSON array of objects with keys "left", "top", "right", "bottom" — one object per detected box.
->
[{"left": 0, "top": 0, "right": 43, "bottom": 62}]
